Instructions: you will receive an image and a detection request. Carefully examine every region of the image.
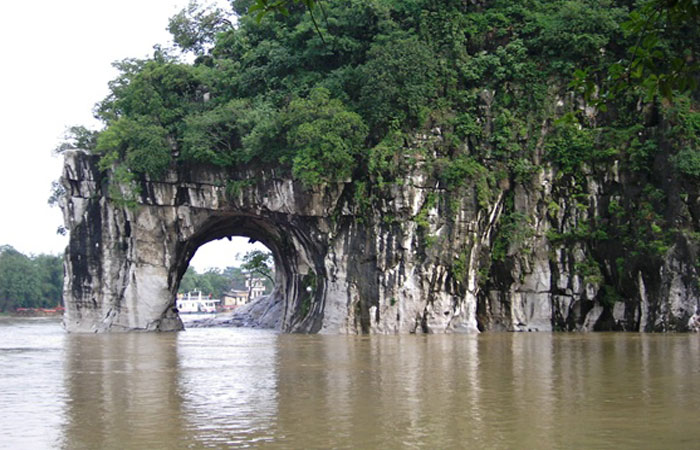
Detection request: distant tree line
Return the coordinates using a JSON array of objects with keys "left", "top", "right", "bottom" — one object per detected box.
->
[{"left": 0, "top": 245, "right": 63, "bottom": 312}]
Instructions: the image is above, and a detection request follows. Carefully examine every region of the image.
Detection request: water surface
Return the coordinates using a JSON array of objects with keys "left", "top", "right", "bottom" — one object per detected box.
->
[{"left": 1, "top": 317, "right": 698, "bottom": 449}]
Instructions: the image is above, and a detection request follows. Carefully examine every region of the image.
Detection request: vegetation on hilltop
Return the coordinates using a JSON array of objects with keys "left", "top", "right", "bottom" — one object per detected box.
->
[{"left": 68, "top": 0, "right": 697, "bottom": 184}]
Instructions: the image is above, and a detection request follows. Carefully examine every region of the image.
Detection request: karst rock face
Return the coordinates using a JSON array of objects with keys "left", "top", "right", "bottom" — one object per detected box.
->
[{"left": 60, "top": 144, "right": 700, "bottom": 333}]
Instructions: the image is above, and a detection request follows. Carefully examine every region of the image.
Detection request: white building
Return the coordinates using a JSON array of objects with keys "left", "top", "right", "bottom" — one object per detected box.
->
[{"left": 246, "top": 276, "right": 267, "bottom": 299}]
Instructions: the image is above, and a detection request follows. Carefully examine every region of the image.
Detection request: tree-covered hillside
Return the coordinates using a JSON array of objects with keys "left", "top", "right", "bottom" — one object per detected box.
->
[{"left": 62, "top": 0, "right": 698, "bottom": 311}]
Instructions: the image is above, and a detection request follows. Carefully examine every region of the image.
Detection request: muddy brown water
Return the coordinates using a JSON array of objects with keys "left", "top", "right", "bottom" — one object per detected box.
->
[{"left": 1, "top": 317, "right": 699, "bottom": 449}]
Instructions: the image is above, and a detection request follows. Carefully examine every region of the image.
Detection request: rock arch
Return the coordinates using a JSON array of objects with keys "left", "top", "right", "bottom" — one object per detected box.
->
[{"left": 60, "top": 151, "right": 344, "bottom": 332}]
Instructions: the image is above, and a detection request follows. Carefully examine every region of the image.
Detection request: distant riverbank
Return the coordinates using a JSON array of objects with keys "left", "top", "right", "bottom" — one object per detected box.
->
[{"left": 9, "top": 306, "right": 64, "bottom": 317}]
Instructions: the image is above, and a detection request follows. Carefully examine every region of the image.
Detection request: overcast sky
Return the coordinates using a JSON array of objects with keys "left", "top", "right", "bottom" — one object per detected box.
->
[{"left": 0, "top": 0, "right": 263, "bottom": 271}]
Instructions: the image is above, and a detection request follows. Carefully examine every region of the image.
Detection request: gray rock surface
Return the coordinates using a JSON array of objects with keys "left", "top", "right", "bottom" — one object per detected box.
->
[{"left": 60, "top": 144, "right": 699, "bottom": 333}]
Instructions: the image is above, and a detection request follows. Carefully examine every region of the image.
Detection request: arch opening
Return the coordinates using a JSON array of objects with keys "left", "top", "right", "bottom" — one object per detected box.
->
[
  {"left": 169, "top": 214, "right": 326, "bottom": 332},
  {"left": 175, "top": 237, "right": 275, "bottom": 328}
]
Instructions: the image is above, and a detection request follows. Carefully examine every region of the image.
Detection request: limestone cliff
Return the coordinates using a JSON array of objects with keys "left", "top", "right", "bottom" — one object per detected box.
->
[{"left": 60, "top": 139, "right": 700, "bottom": 333}]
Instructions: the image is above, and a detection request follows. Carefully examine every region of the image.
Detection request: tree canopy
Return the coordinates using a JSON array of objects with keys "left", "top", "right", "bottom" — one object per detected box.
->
[
  {"left": 240, "top": 249, "right": 275, "bottom": 284},
  {"left": 80, "top": 0, "right": 696, "bottom": 184}
]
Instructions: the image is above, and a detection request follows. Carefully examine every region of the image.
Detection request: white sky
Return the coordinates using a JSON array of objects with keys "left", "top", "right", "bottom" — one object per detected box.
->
[
  {"left": 189, "top": 237, "right": 270, "bottom": 272},
  {"left": 0, "top": 0, "right": 259, "bottom": 272}
]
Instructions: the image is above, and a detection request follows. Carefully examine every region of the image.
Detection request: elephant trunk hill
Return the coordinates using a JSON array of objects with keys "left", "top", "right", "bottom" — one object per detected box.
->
[{"left": 58, "top": 0, "right": 700, "bottom": 333}]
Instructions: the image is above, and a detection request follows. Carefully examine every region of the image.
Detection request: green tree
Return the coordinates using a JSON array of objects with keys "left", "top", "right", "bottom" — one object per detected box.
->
[
  {"left": 54, "top": 125, "right": 99, "bottom": 154},
  {"left": 284, "top": 88, "right": 368, "bottom": 185},
  {"left": 178, "top": 262, "right": 273, "bottom": 297},
  {"left": 222, "top": 266, "right": 248, "bottom": 290},
  {"left": 240, "top": 249, "right": 275, "bottom": 284},
  {"left": 33, "top": 254, "right": 64, "bottom": 307},
  {"left": 573, "top": 0, "right": 699, "bottom": 103},
  {"left": 0, "top": 246, "right": 63, "bottom": 311},
  {"left": 168, "top": 0, "right": 232, "bottom": 55},
  {"left": 357, "top": 31, "right": 437, "bottom": 136}
]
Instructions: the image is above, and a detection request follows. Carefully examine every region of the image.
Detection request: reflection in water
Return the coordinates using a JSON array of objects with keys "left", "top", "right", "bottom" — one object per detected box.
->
[
  {"left": 1, "top": 317, "right": 699, "bottom": 449},
  {"left": 0, "top": 318, "right": 66, "bottom": 449},
  {"left": 270, "top": 333, "right": 700, "bottom": 449},
  {"left": 61, "top": 327, "right": 279, "bottom": 449},
  {"left": 62, "top": 331, "right": 185, "bottom": 449},
  {"left": 176, "top": 328, "right": 279, "bottom": 446}
]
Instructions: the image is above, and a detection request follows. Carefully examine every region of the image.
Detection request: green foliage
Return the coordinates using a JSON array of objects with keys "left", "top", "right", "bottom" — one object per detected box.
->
[
  {"left": 97, "top": 57, "right": 201, "bottom": 128},
  {"left": 574, "top": 256, "right": 603, "bottom": 285},
  {"left": 178, "top": 263, "right": 273, "bottom": 299},
  {"left": 621, "top": 0, "right": 700, "bottom": 100},
  {"left": 367, "top": 130, "right": 404, "bottom": 187},
  {"left": 54, "top": 125, "right": 98, "bottom": 154},
  {"left": 94, "top": 56, "right": 203, "bottom": 178},
  {"left": 84, "top": 0, "right": 687, "bottom": 192},
  {"left": 439, "top": 156, "right": 493, "bottom": 209},
  {"left": 352, "top": 180, "right": 372, "bottom": 219},
  {"left": 357, "top": 31, "right": 438, "bottom": 135},
  {"left": 168, "top": 0, "right": 231, "bottom": 55},
  {"left": 285, "top": 88, "right": 368, "bottom": 185},
  {"left": 181, "top": 99, "right": 252, "bottom": 166},
  {"left": 97, "top": 116, "right": 171, "bottom": 176},
  {"left": 546, "top": 221, "right": 599, "bottom": 245},
  {"left": 249, "top": 0, "right": 316, "bottom": 20},
  {"left": 460, "top": 39, "right": 533, "bottom": 85},
  {"left": 492, "top": 210, "right": 533, "bottom": 262},
  {"left": 0, "top": 246, "right": 63, "bottom": 312},
  {"left": 674, "top": 147, "right": 700, "bottom": 178},
  {"left": 414, "top": 192, "right": 436, "bottom": 231},
  {"left": 529, "top": 1, "right": 625, "bottom": 70},
  {"left": 545, "top": 121, "right": 597, "bottom": 174},
  {"left": 105, "top": 165, "right": 142, "bottom": 209},
  {"left": 225, "top": 178, "right": 255, "bottom": 199},
  {"left": 62, "top": 0, "right": 694, "bottom": 285},
  {"left": 451, "top": 248, "right": 470, "bottom": 283},
  {"left": 241, "top": 249, "right": 275, "bottom": 284},
  {"left": 249, "top": 0, "right": 324, "bottom": 43},
  {"left": 668, "top": 97, "right": 700, "bottom": 177},
  {"left": 572, "top": 0, "right": 699, "bottom": 103},
  {"left": 179, "top": 267, "right": 235, "bottom": 299}
]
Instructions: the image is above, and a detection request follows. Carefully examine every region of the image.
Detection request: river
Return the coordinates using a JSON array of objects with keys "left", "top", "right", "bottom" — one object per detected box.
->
[{"left": 1, "top": 317, "right": 698, "bottom": 449}]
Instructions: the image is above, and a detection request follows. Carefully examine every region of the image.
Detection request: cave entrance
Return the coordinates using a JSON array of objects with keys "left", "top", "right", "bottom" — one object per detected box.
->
[{"left": 169, "top": 214, "right": 324, "bottom": 332}]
